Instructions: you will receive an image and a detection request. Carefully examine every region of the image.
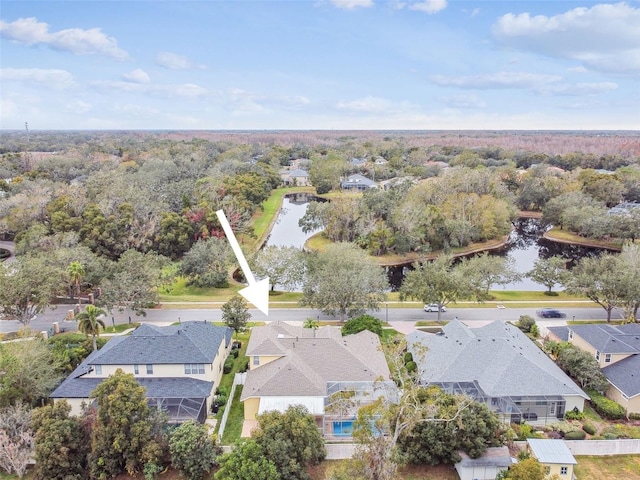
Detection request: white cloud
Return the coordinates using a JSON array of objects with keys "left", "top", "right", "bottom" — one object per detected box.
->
[
  {"left": 439, "top": 94, "right": 486, "bottom": 109},
  {"left": 330, "top": 0, "right": 373, "bottom": 9},
  {"left": 156, "top": 51, "right": 192, "bottom": 69},
  {"left": 0, "top": 67, "right": 75, "bottom": 90},
  {"left": 0, "top": 17, "right": 129, "bottom": 59},
  {"left": 492, "top": 3, "right": 640, "bottom": 74},
  {"left": 537, "top": 82, "right": 618, "bottom": 96},
  {"left": 91, "top": 80, "right": 209, "bottom": 98},
  {"left": 429, "top": 71, "right": 562, "bottom": 89},
  {"left": 122, "top": 69, "right": 150, "bottom": 84},
  {"left": 409, "top": 0, "right": 447, "bottom": 14},
  {"left": 63, "top": 100, "right": 92, "bottom": 114},
  {"left": 335, "top": 96, "right": 417, "bottom": 114}
]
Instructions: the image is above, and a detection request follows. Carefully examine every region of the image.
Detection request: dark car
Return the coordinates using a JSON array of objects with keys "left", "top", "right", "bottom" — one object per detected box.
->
[{"left": 536, "top": 308, "right": 566, "bottom": 318}]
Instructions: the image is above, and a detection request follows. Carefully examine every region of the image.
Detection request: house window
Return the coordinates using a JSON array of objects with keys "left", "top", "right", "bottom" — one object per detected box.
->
[
  {"left": 146, "top": 364, "right": 153, "bottom": 374},
  {"left": 94, "top": 365, "right": 102, "bottom": 375},
  {"left": 253, "top": 356, "right": 259, "bottom": 366},
  {"left": 605, "top": 353, "right": 612, "bottom": 363},
  {"left": 560, "top": 466, "right": 568, "bottom": 475},
  {"left": 595, "top": 350, "right": 601, "bottom": 361},
  {"left": 184, "top": 364, "right": 205, "bottom": 374},
  {"left": 134, "top": 364, "right": 139, "bottom": 375}
]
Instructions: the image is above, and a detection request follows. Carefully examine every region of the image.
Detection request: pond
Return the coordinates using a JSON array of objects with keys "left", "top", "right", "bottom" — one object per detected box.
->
[{"left": 264, "top": 196, "right": 612, "bottom": 291}]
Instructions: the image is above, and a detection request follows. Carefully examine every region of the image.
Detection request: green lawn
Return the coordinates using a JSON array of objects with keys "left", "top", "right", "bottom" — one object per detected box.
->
[{"left": 574, "top": 455, "right": 640, "bottom": 480}]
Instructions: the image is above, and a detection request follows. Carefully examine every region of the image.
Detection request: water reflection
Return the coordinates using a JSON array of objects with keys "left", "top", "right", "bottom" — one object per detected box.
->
[{"left": 265, "top": 198, "right": 613, "bottom": 292}]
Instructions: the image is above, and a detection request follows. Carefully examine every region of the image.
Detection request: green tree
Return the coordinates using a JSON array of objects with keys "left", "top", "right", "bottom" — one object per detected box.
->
[
  {"left": 252, "top": 405, "right": 326, "bottom": 480},
  {"left": 398, "top": 393, "right": 505, "bottom": 465},
  {"left": 251, "top": 245, "right": 304, "bottom": 292},
  {"left": 341, "top": 314, "right": 383, "bottom": 337},
  {"left": 169, "top": 420, "right": 219, "bottom": 480},
  {"left": 301, "top": 243, "right": 388, "bottom": 322},
  {"left": 153, "top": 211, "right": 195, "bottom": 260},
  {"left": 215, "top": 439, "right": 280, "bottom": 480},
  {"left": 0, "top": 403, "right": 33, "bottom": 479},
  {"left": 76, "top": 304, "right": 107, "bottom": 351},
  {"left": 399, "top": 255, "right": 465, "bottom": 322},
  {"left": 0, "top": 335, "right": 63, "bottom": 407},
  {"left": 564, "top": 253, "right": 625, "bottom": 322},
  {"left": 221, "top": 296, "right": 251, "bottom": 340},
  {"left": 179, "top": 237, "right": 232, "bottom": 288},
  {"left": 98, "top": 249, "right": 170, "bottom": 319},
  {"left": 89, "top": 369, "right": 163, "bottom": 478},
  {"left": 31, "top": 400, "right": 89, "bottom": 480},
  {"left": 459, "top": 253, "right": 521, "bottom": 301},
  {"left": 504, "top": 457, "right": 546, "bottom": 480},
  {"left": 556, "top": 344, "right": 610, "bottom": 391},
  {"left": 66, "top": 260, "right": 85, "bottom": 300},
  {"left": 617, "top": 242, "right": 640, "bottom": 322},
  {"left": 527, "top": 256, "right": 568, "bottom": 295},
  {"left": 0, "top": 254, "right": 66, "bottom": 326}
]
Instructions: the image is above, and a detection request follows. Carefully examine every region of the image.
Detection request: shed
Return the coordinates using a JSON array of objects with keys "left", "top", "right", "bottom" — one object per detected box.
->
[{"left": 454, "top": 446, "right": 512, "bottom": 480}]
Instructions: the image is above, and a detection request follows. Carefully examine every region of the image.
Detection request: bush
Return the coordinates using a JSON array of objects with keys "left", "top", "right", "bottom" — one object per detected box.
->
[
  {"left": 405, "top": 361, "right": 417, "bottom": 373},
  {"left": 239, "top": 358, "right": 249, "bottom": 373},
  {"left": 517, "top": 315, "right": 536, "bottom": 333},
  {"left": 232, "top": 348, "right": 239, "bottom": 358},
  {"left": 223, "top": 358, "right": 234, "bottom": 374},
  {"left": 589, "top": 391, "right": 626, "bottom": 420},
  {"left": 583, "top": 424, "right": 597, "bottom": 435},
  {"left": 565, "top": 409, "right": 585, "bottom": 420},
  {"left": 565, "top": 430, "right": 587, "bottom": 440},
  {"left": 404, "top": 352, "right": 413, "bottom": 363},
  {"left": 342, "top": 314, "right": 383, "bottom": 336}
]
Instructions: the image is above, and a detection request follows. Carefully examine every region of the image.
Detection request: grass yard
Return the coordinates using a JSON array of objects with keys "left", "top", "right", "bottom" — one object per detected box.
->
[
  {"left": 308, "top": 461, "right": 459, "bottom": 480},
  {"left": 574, "top": 455, "right": 640, "bottom": 480}
]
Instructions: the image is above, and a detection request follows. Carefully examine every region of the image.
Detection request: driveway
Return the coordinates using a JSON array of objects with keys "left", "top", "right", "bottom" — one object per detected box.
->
[{"left": 0, "top": 240, "right": 15, "bottom": 264}]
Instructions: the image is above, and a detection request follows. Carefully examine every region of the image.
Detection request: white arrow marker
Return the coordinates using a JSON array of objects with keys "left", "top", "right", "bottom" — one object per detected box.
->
[{"left": 216, "top": 209, "right": 269, "bottom": 316}]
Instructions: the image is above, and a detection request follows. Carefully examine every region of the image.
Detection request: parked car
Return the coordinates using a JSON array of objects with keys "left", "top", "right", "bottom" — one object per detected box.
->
[
  {"left": 536, "top": 308, "right": 566, "bottom": 318},
  {"left": 424, "top": 304, "right": 446, "bottom": 312}
]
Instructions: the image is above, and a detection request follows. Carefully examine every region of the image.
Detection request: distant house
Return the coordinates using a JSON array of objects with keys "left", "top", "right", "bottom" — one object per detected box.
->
[
  {"left": 526, "top": 439, "right": 577, "bottom": 479},
  {"left": 454, "top": 446, "right": 512, "bottom": 480},
  {"left": 407, "top": 320, "right": 589, "bottom": 425},
  {"left": 50, "top": 322, "right": 233, "bottom": 423},
  {"left": 240, "top": 321, "right": 392, "bottom": 439},
  {"left": 561, "top": 323, "right": 640, "bottom": 415},
  {"left": 349, "top": 157, "right": 368, "bottom": 168},
  {"left": 607, "top": 202, "right": 640, "bottom": 216},
  {"left": 280, "top": 168, "right": 311, "bottom": 186},
  {"left": 340, "top": 174, "right": 378, "bottom": 191}
]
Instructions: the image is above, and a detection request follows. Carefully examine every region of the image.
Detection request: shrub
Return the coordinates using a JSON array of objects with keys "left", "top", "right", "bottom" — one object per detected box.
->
[
  {"left": 564, "top": 430, "right": 587, "bottom": 440},
  {"left": 405, "top": 361, "right": 417, "bottom": 373},
  {"left": 583, "top": 424, "right": 597, "bottom": 435},
  {"left": 239, "top": 358, "right": 249, "bottom": 373},
  {"left": 223, "top": 358, "right": 234, "bottom": 374},
  {"left": 342, "top": 314, "right": 383, "bottom": 336},
  {"left": 404, "top": 352, "right": 413, "bottom": 363},
  {"left": 232, "top": 348, "right": 239, "bottom": 358},
  {"left": 517, "top": 315, "right": 536, "bottom": 333},
  {"left": 589, "top": 391, "right": 626, "bottom": 420},
  {"left": 564, "top": 409, "right": 585, "bottom": 420},
  {"left": 629, "top": 412, "right": 640, "bottom": 421}
]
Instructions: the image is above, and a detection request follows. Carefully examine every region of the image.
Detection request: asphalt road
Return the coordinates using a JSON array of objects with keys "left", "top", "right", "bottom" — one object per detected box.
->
[{"left": 1, "top": 303, "right": 623, "bottom": 335}]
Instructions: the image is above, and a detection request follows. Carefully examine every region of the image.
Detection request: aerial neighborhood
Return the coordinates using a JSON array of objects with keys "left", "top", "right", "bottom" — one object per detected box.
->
[{"left": 1, "top": 130, "right": 640, "bottom": 480}]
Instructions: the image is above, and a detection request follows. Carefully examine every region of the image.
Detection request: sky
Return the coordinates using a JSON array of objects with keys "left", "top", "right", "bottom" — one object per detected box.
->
[{"left": 1, "top": 0, "right": 639, "bottom": 131}]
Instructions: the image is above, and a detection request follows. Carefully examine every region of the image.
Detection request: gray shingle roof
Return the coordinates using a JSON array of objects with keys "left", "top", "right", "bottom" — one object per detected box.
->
[
  {"left": 90, "top": 322, "right": 233, "bottom": 365},
  {"left": 456, "top": 446, "right": 512, "bottom": 468},
  {"left": 51, "top": 375, "right": 214, "bottom": 399},
  {"left": 548, "top": 326, "right": 570, "bottom": 342},
  {"left": 602, "top": 353, "right": 640, "bottom": 398},
  {"left": 527, "top": 439, "right": 576, "bottom": 465},
  {"left": 241, "top": 324, "right": 390, "bottom": 401},
  {"left": 569, "top": 324, "right": 640, "bottom": 354},
  {"left": 406, "top": 320, "right": 587, "bottom": 399}
]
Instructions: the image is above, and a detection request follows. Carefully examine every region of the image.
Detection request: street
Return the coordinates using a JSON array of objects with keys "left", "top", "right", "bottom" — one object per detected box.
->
[{"left": 1, "top": 302, "right": 622, "bottom": 335}]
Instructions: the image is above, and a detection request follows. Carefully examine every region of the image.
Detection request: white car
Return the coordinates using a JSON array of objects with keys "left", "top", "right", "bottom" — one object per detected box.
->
[{"left": 424, "top": 303, "right": 446, "bottom": 312}]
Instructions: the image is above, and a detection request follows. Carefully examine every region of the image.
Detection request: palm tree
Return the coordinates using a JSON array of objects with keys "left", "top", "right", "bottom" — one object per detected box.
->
[
  {"left": 76, "top": 304, "right": 106, "bottom": 351},
  {"left": 67, "top": 261, "right": 85, "bottom": 300}
]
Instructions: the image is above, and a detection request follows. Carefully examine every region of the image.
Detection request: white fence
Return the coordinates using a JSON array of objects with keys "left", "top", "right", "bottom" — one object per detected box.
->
[{"left": 514, "top": 439, "right": 640, "bottom": 456}]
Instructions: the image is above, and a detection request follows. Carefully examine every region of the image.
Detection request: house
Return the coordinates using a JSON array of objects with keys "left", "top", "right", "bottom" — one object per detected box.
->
[
  {"left": 340, "top": 174, "right": 378, "bottom": 191},
  {"left": 607, "top": 202, "right": 640, "bottom": 216},
  {"left": 50, "top": 322, "right": 233, "bottom": 423},
  {"left": 240, "top": 321, "right": 392, "bottom": 438},
  {"left": 280, "top": 168, "right": 311, "bottom": 187},
  {"left": 563, "top": 323, "right": 640, "bottom": 415},
  {"left": 526, "top": 439, "right": 577, "bottom": 479},
  {"left": 406, "top": 321, "right": 589, "bottom": 425},
  {"left": 454, "top": 446, "right": 512, "bottom": 480}
]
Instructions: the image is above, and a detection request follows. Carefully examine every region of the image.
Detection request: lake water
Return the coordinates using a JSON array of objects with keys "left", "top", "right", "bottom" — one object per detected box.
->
[{"left": 264, "top": 196, "right": 609, "bottom": 291}]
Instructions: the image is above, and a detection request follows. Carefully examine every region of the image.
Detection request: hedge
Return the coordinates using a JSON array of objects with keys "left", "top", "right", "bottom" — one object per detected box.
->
[
  {"left": 582, "top": 423, "right": 597, "bottom": 435},
  {"left": 565, "top": 430, "right": 587, "bottom": 440},
  {"left": 588, "top": 390, "right": 626, "bottom": 420}
]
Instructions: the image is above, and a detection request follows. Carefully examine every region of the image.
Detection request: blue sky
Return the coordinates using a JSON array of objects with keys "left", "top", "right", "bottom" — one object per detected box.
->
[{"left": 1, "top": 1, "right": 639, "bottom": 130}]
